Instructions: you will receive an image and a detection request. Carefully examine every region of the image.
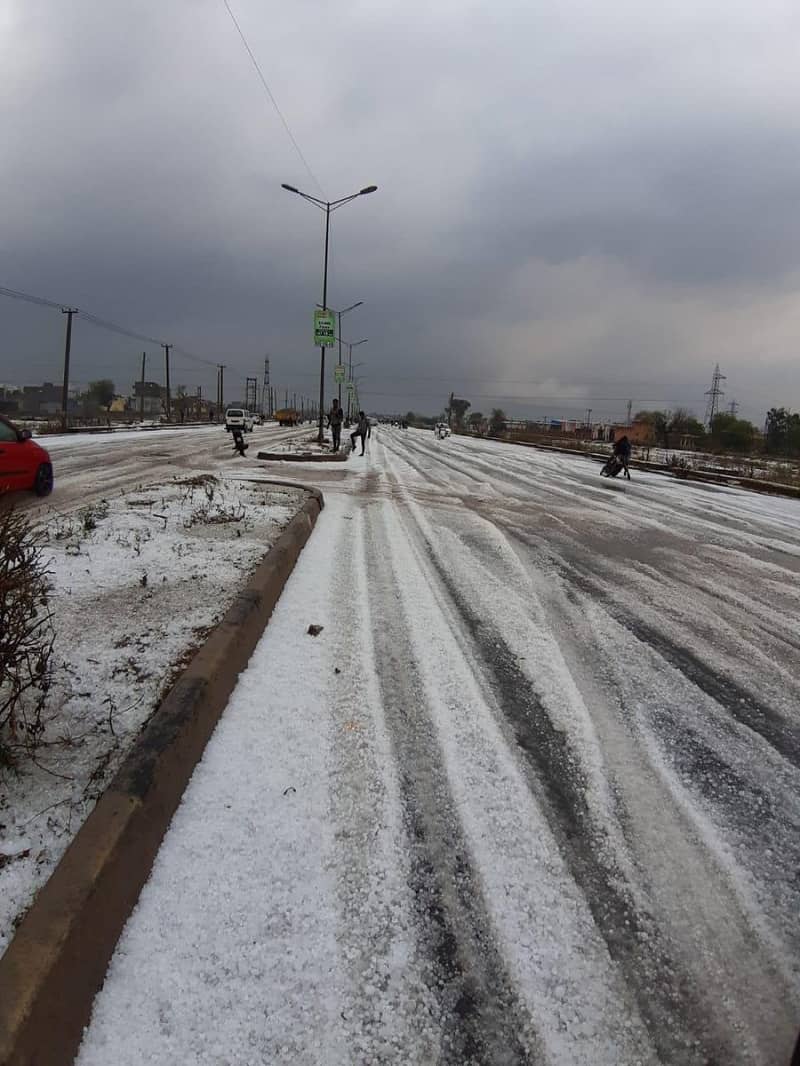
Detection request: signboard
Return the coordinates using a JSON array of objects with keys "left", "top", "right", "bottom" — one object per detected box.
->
[
  {"left": 334, "top": 364, "right": 346, "bottom": 384},
  {"left": 346, "top": 381, "right": 355, "bottom": 393},
  {"left": 313, "top": 309, "right": 335, "bottom": 347}
]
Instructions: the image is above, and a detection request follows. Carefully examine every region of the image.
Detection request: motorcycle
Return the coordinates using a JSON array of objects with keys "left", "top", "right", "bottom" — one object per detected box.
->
[
  {"left": 231, "top": 428, "right": 249, "bottom": 457},
  {"left": 600, "top": 453, "right": 626, "bottom": 478}
]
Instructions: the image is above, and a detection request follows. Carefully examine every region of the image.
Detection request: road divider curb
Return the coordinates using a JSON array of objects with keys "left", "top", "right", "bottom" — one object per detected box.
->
[
  {"left": 257, "top": 450, "right": 348, "bottom": 462},
  {"left": 0, "top": 484, "right": 324, "bottom": 1066}
]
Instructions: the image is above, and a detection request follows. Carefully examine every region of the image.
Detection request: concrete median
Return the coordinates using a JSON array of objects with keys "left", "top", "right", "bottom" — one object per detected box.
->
[{"left": 0, "top": 485, "right": 324, "bottom": 1066}]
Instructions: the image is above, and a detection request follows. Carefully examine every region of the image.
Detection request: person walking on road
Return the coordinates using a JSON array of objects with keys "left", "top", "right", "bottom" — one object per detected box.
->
[
  {"left": 613, "top": 434, "right": 632, "bottom": 479},
  {"left": 327, "top": 398, "right": 344, "bottom": 452},
  {"left": 350, "top": 411, "right": 371, "bottom": 455}
]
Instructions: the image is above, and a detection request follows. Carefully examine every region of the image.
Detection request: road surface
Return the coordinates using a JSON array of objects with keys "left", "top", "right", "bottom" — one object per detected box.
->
[
  {"left": 66, "top": 427, "right": 799, "bottom": 1064},
  {"left": 13, "top": 421, "right": 309, "bottom": 513}
]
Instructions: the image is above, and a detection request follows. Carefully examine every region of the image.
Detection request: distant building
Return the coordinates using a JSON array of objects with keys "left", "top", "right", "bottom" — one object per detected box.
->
[
  {"left": 0, "top": 385, "right": 21, "bottom": 415},
  {"left": 21, "top": 382, "right": 62, "bottom": 416},
  {"left": 132, "top": 380, "right": 165, "bottom": 417}
]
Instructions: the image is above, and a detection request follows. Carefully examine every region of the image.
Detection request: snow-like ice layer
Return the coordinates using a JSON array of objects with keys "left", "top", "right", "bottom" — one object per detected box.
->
[
  {"left": 0, "top": 476, "right": 304, "bottom": 956},
  {"left": 67, "top": 426, "right": 800, "bottom": 1064}
]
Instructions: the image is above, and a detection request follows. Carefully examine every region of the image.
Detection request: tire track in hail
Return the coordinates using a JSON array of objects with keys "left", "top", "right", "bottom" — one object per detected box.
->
[
  {"left": 551, "top": 549, "right": 800, "bottom": 770},
  {"left": 363, "top": 499, "right": 538, "bottom": 1066},
  {"left": 327, "top": 502, "right": 442, "bottom": 1063},
  {"left": 386, "top": 484, "right": 730, "bottom": 1065}
]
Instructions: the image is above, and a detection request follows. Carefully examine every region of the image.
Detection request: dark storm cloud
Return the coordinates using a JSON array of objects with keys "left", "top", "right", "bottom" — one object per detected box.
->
[{"left": 2, "top": 0, "right": 800, "bottom": 421}]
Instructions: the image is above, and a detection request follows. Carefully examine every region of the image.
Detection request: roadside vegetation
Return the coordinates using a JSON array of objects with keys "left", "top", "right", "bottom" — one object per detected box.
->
[{"left": 0, "top": 507, "right": 55, "bottom": 771}]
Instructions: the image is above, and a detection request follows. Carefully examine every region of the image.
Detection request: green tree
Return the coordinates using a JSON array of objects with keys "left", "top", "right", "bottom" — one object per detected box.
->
[
  {"left": 634, "top": 409, "right": 669, "bottom": 447},
  {"left": 468, "top": 411, "right": 484, "bottom": 434},
  {"left": 668, "top": 408, "right": 705, "bottom": 439},
  {"left": 489, "top": 408, "right": 507, "bottom": 436},
  {"left": 764, "top": 407, "right": 800, "bottom": 455},
  {"left": 447, "top": 396, "right": 470, "bottom": 428},
  {"left": 710, "top": 413, "right": 756, "bottom": 453},
  {"left": 87, "top": 379, "right": 115, "bottom": 423}
]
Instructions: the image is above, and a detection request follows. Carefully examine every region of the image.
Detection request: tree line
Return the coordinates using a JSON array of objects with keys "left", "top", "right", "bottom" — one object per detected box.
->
[
  {"left": 636, "top": 407, "right": 800, "bottom": 455},
  {"left": 404, "top": 399, "right": 800, "bottom": 457},
  {"left": 405, "top": 401, "right": 507, "bottom": 436}
]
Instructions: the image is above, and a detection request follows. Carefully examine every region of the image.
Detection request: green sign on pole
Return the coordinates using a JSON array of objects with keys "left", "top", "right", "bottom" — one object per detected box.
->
[
  {"left": 334, "top": 364, "right": 346, "bottom": 384},
  {"left": 346, "top": 380, "right": 355, "bottom": 393},
  {"left": 314, "top": 309, "right": 335, "bottom": 347}
]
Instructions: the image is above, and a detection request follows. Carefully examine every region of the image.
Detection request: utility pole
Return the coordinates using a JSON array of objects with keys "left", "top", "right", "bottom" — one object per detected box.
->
[
  {"left": 161, "top": 343, "right": 172, "bottom": 421},
  {"left": 447, "top": 391, "right": 454, "bottom": 430},
  {"left": 218, "top": 365, "right": 225, "bottom": 415},
  {"left": 139, "top": 352, "right": 146, "bottom": 423},
  {"left": 60, "top": 308, "right": 77, "bottom": 431},
  {"left": 626, "top": 399, "right": 633, "bottom": 426},
  {"left": 703, "top": 363, "right": 726, "bottom": 428},
  {"left": 262, "top": 357, "right": 270, "bottom": 417},
  {"left": 585, "top": 408, "right": 592, "bottom": 427}
]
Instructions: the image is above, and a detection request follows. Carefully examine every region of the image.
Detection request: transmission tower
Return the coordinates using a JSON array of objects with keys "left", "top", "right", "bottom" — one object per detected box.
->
[
  {"left": 245, "top": 377, "right": 258, "bottom": 412},
  {"left": 728, "top": 399, "right": 739, "bottom": 416},
  {"left": 703, "top": 363, "right": 726, "bottom": 428}
]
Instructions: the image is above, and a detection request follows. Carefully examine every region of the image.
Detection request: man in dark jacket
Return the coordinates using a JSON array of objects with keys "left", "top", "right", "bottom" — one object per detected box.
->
[
  {"left": 350, "top": 411, "right": 371, "bottom": 455},
  {"left": 327, "top": 398, "right": 344, "bottom": 452},
  {"left": 612, "top": 435, "right": 632, "bottom": 479}
]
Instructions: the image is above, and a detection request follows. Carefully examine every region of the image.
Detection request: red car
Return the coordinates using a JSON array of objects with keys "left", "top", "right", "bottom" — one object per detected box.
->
[{"left": 0, "top": 414, "right": 54, "bottom": 496}]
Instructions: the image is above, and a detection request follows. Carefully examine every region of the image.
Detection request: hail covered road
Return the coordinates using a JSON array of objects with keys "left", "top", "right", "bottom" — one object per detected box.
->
[
  {"left": 75, "top": 427, "right": 799, "bottom": 1065},
  {"left": 15, "top": 421, "right": 309, "bottom": 513}
]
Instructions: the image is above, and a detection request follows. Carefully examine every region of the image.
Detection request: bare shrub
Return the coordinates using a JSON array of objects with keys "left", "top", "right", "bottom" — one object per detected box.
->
[{"left": 0, "top": 507, "right": 55, "bottom": 768}]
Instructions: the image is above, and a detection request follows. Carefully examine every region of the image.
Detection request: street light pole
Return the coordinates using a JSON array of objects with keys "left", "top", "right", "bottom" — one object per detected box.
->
[
  {"left": 345, "top": 340, "right": 368, "bottom": 420},
  {"left": 320, "top": 301, "right": 364, "bottom": 408},
  {"left": 282, "top": 182, "right": 377, "bottom": 443},
  {"left": 319, "top": 203, "right": 331, "bottom": 443}
]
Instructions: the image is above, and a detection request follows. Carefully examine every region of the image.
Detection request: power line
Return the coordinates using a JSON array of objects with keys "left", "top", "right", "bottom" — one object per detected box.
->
[
  {"left": 0, "top": 285, "right": 64, "bottom": 311},
  {"left": 221, "top": 0, "right": 325, "bottom": 199},
  {"left": 1, "top": 284, "right": 219, "bottom": 370}
]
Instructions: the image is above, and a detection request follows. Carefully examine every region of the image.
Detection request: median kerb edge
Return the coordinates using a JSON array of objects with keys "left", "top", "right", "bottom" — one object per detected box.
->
[{"left": 0, "top": 483, "right": 324, "bottom": 1066}]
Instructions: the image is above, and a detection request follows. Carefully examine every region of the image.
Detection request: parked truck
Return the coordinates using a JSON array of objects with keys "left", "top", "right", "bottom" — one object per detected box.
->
[{"left": 274, "top": 407, "right": 299, "bottom": 427}]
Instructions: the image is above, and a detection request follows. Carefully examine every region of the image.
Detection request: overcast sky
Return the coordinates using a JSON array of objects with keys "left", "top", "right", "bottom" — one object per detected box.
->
[{"left": 3, "top": 0, "right": 800, "bottom": 423}]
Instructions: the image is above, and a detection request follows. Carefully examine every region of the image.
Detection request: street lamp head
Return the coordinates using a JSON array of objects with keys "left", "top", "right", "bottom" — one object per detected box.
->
[
  {"left": 359, "top": 185, "right": 378, "bottom": 195},
  {"left": 281, "top": 183, "right": 300, "bottom": 194}
]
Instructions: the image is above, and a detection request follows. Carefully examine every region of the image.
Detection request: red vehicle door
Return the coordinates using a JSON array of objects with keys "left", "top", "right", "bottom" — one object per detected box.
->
[{"left": 0, "top": 418, "right": 31, "bottom": 491}]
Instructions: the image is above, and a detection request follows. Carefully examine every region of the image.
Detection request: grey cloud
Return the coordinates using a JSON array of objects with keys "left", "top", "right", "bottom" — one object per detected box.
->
[{"left": 2, "top": 0, "right": 800, "bottom": 423}]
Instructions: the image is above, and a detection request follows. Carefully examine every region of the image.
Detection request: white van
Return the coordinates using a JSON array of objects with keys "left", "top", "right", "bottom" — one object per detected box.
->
[{"left": 225, "top": 408, "right": 253, "bottom": 432}]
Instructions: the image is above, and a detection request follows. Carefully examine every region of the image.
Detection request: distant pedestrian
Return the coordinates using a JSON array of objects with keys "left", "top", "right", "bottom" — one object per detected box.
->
[
  {"left": 350, "top": 411, "right": 371, "bottom": 455},
  {"left": 327, "top": 398, "right": 344, "bottom": 452}
]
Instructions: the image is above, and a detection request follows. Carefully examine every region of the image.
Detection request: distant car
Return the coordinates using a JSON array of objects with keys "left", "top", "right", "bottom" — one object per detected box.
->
[
  {"left": 434, "top": 422, "right": 451, "bottom": 439},
  {"left": 0, "top": 414, "right": 54, "bottom": 496},
  {"left": 225, "top": 408, "right": 253, "bottom": 432}
]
